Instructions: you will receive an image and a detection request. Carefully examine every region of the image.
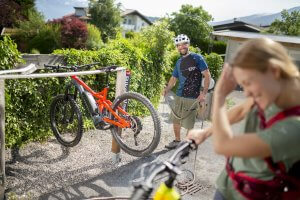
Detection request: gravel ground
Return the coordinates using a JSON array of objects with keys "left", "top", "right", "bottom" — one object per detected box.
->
[{"left": 5, "top": 91, "right": 245, "bottom": 200}]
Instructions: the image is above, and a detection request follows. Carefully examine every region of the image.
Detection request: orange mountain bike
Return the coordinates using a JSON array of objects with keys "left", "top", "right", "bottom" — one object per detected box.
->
[{"left": 44, "top": 63, "right": 161, "bottom": 157}]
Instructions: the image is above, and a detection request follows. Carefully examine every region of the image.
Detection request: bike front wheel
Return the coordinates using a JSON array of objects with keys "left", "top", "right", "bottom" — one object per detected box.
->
[
  {"left": 110, "top": 92, "right": 161, "bottom": 157},
  {"left": 50, "top": 94, "right": 83, "bottom": 147}
]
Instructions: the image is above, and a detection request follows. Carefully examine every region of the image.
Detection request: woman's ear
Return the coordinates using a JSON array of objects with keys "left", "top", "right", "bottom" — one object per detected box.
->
[{"left": 268, "top": 60, "right": 282, "bottom": 79}]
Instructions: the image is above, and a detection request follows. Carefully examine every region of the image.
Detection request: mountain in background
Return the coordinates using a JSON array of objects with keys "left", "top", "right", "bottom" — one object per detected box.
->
[
  {"left": 210, "top": 6, "right": 300, "bottom": 27},
  {"left": 147, "top": 16, "right": 160, "bottom": 23}
]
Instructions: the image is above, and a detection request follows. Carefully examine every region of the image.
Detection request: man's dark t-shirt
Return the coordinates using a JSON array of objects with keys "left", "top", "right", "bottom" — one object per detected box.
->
[{"left": 172, "top": 53, "right": 208, "bottom": 99}]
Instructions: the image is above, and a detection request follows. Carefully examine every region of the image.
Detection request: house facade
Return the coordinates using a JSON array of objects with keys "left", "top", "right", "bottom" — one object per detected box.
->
[
  {"left": 213, "top": 30, "right": 300, "bottom": 68},
  {"left": 72, "top": 7, "right": 152, "bottom": 35},
  {"left": 121, "top": 9, "right": 152, "bottom": 34}
]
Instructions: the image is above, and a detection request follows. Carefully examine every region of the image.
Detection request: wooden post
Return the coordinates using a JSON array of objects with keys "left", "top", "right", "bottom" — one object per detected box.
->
[
  {"left": 111, "top": 69, "right": 126, "bottom": 153},
  {"left": 0, "top": 79, "right": 5, "bottom": 200}
]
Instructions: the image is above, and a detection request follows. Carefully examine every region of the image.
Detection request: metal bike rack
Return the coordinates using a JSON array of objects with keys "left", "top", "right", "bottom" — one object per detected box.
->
[{"left": 0, "top": 63, "right": 127, "bottom": 199}]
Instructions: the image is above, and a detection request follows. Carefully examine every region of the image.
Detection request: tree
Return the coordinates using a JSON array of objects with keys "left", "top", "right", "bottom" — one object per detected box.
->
[
  {"left": 267, "top": 10, "right": 300, "bottom": 36},
  {"left": 86, "top": 23, "right": 103, "bottom": 50},
  {"left": 17, "top": 9, "right": 46, "bottom": 39},
  {"left": 168, "top": 4, "right": 213, "bottom": 51},
  {"left": 0, "top": 0, "right": 36, "bottom": 27},
  {"left": 89, "top": 0, "right": 122, "bottom": 42},
  {"left": 58, "top": 16, "right": 88, "bottom": 49}
]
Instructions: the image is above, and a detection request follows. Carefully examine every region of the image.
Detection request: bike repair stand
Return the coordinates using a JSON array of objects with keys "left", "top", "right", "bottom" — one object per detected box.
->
[{"left": 111, "top": 70, "right": 130, "bottom": 163}]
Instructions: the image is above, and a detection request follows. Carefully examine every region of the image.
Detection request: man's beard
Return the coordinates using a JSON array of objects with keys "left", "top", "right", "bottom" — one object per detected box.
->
[{"left": 180, "top": 49, "right": 189, "bottom": 56}]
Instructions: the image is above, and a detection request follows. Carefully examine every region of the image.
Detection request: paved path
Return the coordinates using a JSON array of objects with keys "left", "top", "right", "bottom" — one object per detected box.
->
[{"left": 5, "top": 91, "right": 245, "bottom": 200}]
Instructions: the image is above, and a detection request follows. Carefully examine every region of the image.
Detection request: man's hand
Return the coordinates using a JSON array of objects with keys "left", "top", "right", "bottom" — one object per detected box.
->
[
  {"left": 197, "top": 91, "right": 206, "bottom": 102},
  {"left": 162, "top": 87, "right": 170, "bottom": 96},
  {"left": 186, "top": 128, "right": 210, "bottom": 145}
]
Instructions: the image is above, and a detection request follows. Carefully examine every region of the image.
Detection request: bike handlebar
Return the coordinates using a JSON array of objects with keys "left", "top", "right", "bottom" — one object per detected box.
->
[
  {"left": 44, "top": 63, "right": 118, "bottom": 72},
  {"left": 130, "top": 140, "right": 196, "bottom": 200}
]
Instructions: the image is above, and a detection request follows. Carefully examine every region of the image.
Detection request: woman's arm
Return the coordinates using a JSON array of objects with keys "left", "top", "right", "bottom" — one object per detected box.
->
[
  {"left": 212, "top": 65, "right": 271, "bottom": 158},
  {"left": 187, "top": 97, "right": 254, "bottom": 145}
]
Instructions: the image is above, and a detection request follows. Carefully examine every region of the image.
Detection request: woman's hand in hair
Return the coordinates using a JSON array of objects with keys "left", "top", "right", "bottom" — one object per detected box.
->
[{"left": 215, "top": 63, "right": 237, "bottom": 98}]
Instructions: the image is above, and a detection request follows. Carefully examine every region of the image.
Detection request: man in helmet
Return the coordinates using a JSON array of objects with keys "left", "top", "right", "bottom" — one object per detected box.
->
[{"left": 163, "top": 34, "right": 211, "bottom": 149}]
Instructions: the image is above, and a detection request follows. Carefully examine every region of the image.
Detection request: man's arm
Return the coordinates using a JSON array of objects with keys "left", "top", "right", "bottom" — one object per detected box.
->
[
  {"left": 202, "top": 69, "right": 211, "bottom": 95},
  {"left": 197, "top": 69, "right": 211, "bottom": 102},
  {"left": 163, "top": 76, "right": 177, "bottom": 96}
]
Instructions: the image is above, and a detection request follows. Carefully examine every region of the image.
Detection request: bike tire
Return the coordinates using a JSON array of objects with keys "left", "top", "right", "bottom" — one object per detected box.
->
[
  {"left": 110, "top": 92, "right": 161, "bottom": 157},
  {"left": 50, "top": 94, "right": 83, "bottom": 147}
]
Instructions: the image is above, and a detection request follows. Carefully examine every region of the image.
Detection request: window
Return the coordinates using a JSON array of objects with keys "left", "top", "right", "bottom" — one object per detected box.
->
[
  {"left": 123, "top": 19, "right": 127, "bottom": 24},
  {"left": 128, "top": 19, "right": 132, "bottom": 25}
]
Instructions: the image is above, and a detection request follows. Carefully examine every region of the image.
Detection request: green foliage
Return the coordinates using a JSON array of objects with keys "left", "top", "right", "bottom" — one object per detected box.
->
[
  {"left": 0, "top": 37, "right": 59, "bottom": 147},
  {"left": 0, "top": 36, "right": 24, "bottom": 69},
  {"left": 131, "top": 20, "right": 175, "bottom": 106},
  {"left": 16, "top": 9, "right": 46, "bottom": 39},
  {"left": 14, "top": 9, "right": 46, "bottom": 52},
  {"left": 168, "top": 4, "right": 213, "bottom": 51},
  {"left": 30, "top": 48, "right": 40, "bottom": 54},
  {"left": 89, "top": 0, "right": 122, "bottom": 42},
  {"left": 212, "top": 40, "right": 226, "bottom": 55},
  {"left": 28, "top": 24, "right": 62, "bottom": 53},
  {"left": 204, "top": 52, "right": 224, "bottom": 81},
  {"left": 125, "top": 31, "right": 137, "bottom": 39},
  {"left": 86, "top": 24, "right": 103, "bottom": 50},
  {"left": 0, "top": 0, "right": 36, "bottom": 27},
  {"left": 266, "top": 10, "right": 300, "bottom": 36}
]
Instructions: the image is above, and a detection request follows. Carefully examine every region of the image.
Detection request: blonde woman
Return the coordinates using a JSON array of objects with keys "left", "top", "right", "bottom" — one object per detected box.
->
[{"left": 187, "top": 38, "right": 300, "bottom": 200}]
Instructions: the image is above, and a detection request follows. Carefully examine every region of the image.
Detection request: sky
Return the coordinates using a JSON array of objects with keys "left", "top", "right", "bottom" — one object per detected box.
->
[{"left": 36, "top": 0, "right": 300, "bottom": 21}]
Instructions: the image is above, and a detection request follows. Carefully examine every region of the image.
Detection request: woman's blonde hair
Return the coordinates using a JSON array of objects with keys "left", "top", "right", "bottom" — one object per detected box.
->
[{"left": 230, "top": 38, "right": 299, "bottom": 79}]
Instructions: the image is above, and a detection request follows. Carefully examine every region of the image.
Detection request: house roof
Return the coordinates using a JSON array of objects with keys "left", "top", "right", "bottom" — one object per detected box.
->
[
  {"left": 213, "top": 30, "right": 300, "bottom": 47},
  {"left": 213, "top": 20, "right": 261, "bottom": 33},
  {"left": 121, "top": 9, "right": 152, "bottom": 25}
]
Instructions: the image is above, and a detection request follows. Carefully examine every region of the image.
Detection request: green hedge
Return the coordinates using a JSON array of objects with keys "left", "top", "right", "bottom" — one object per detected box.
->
[{"left": 1, "top": 37, "right": 59, "bottom": 147}]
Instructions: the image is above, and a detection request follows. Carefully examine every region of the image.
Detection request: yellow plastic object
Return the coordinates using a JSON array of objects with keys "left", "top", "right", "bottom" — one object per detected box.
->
[{"left": 153, "top": 183, "right": 180, "bottom": 200}]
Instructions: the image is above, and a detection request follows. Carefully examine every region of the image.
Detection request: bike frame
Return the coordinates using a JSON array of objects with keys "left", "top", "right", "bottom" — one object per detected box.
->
[{"left": 71, "top": 75, "right": 131, "bottom": 128}]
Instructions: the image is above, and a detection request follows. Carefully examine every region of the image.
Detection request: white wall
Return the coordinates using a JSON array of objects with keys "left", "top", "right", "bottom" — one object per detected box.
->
[
  {"left": 225, "top": 39, "right": 300, "bottom": 68},
  {"left": 75, "top": 9, "right": 86, "bottom": 17},
  {"left": 122, "top": 14, "right": 150, "bottom": 32}
]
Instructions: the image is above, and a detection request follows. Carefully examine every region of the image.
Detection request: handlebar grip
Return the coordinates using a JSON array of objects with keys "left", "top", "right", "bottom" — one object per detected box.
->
[{"left": 130, "top": 186, "right": 152, "bottom": 200}]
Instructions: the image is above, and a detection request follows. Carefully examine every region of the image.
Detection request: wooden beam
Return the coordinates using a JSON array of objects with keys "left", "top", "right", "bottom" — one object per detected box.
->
[{"left": 111, "top": 69, "right": 126, "bottom": 154}]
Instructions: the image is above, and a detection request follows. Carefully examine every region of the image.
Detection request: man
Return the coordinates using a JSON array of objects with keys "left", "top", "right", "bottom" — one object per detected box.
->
[{"left": 163, "top": 34, "right": 211, "bottom": 149}]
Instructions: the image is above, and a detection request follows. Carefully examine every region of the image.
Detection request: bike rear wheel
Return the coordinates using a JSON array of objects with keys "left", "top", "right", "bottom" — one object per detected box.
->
[
  {"left": 110, "top": 92, "right": 161, "bottom": 157},
  {"left": 50, "top": 94, "right": 83, "bottom": 147}
]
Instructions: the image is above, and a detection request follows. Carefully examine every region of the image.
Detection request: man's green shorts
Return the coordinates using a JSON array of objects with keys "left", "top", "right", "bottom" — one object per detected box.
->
[{"left": 169, "top": 96, "right": 199, "bottom": 130}]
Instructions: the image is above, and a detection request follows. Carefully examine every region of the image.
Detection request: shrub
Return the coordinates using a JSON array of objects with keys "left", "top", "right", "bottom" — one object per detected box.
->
[
  {"left": 28, "top": 24, "right": 62, "bottom": 53},
  {"left": 0, "top": 36, "right": 24, "bottom": 68},
  {"left": 14, "top": 9, "right": 46, "bottom": 52},
  {"left": 86, "top": 24, "right": 103, "bottom": 50},
  {"left": 212, "top": 40, "right": 226, "bottom": 55},
  {"left": 130, "top": 20, "right": 175, "bottom": 106},
  {"left": 125, "top": 31, "right": 136, "bottom": 39},
  {"left": 53, "top": 16, "right": 88, "bottom": 49},
  {"left": 0, "top": 37, "right": 56, "bottom": 147},
  {"left": 204, "top": 52, "right": 223, "bottom": 81}
]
